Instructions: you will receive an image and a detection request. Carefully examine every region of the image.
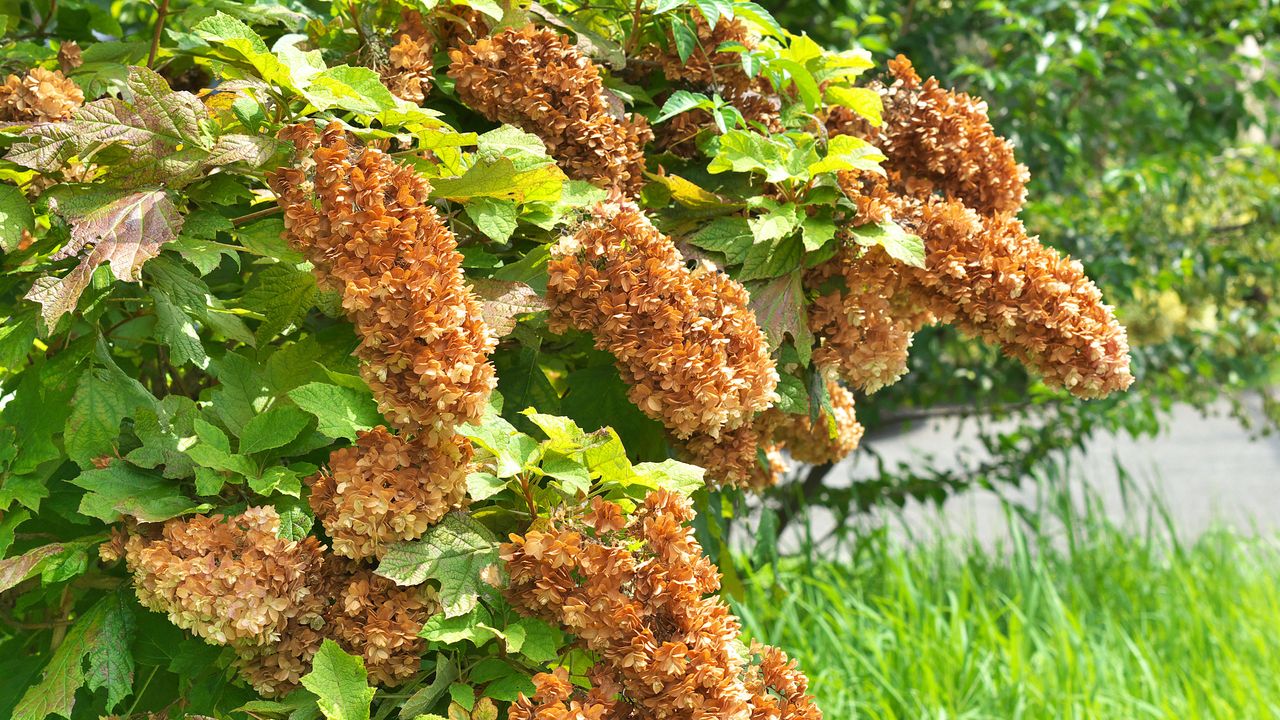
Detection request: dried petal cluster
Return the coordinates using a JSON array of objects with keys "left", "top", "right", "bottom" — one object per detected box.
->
[
  {"left": 680, "top": 416, "right": 786, "bottom": 490},
  {"left": 122, "top": 508, "right": 433, "bottom": 696},
  {"left": 381, "top": 11, "right": 435, "bottom": 104},
  {"left": 547, "top": 203, "right": 778, "bottom": 439},
  {"left": 807, "top": 243, "right": 933, "bottom": 393},
  {"left": 772, "top": 379, "right": 865, "bottom": 466},
  {"left": 271, "top": 121, "right": 496, "bottom": 438},
  {"left": 0, "top": 67, "right": 83, "bottom": 122},
  {"left": 642, "top": 17, "right": 782, "bottom": 155},
  {"left": 123, "top": 507, "right": 326, "bottom": 647},
  {"left": 818, "top": 58, "right": 1133, "bottom": 398},
  {"left": 899, "top": 195, "right": 1134, "bottom": 397},
  {"left": 504, "top": 492, "right": 822, "bottom": 719},
  {"left": 829, "top": 56, "right": 1029, "bottom": 216},
  {"left": 308, "top": 426, "right": 469, "bottom": 559},
  {"left": 448, "top": 25, "right": 652, "bottom": 195}
]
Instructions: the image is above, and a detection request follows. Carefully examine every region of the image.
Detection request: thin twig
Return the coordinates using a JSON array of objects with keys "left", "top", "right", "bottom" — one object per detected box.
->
[
  {"left": 231, "top": 205, "right": 282, "bottom": 226},
  {"left": 148, "top": 0, "right": 171, "bottom": 68}
]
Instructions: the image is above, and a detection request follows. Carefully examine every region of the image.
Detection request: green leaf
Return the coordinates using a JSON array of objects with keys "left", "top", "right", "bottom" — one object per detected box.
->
[
  {"left": 301, "top": 640, "right": 375, "bottom": 720},
  {"left": 800, "top": 207, "right": 838, "bottom": 253},
  {"left": 655, "top": 90, "right": 713, "bottom": 123},
  {"left": 125, "top": 395, "right": 198, "bottom": 479},
  {"left": 239, "top": 405, "right": 312, "bottom": 455},
  {"left": 631, "top": 459, "right": 706, "bottom": 497},
  {"left": 0, "top": 184, "right": 34, "bottom": 253},
  {"left": 187, "top": 415, "right": 258, "bottom": 478},
  {"left": 708, "top": 130, "right": 804, "bottom": 184},
  {"left": 475, "top": 125, "right": 548, "bottom": 165},
  {"left": 0, "top": 312, "right": 36, "bottom": 372},
  {"left": 521, "top": 411, "right": 586, "bottom": 452},
  {"left": 13, "top": 592, "right": 134, "bottom": 720},
  {"left": 775, "top": 372, "right": 809, "bottom": 414},
  {"left": 288, "top": 382, "right": 383, "bottom": 441},
  {"left": 807, "top": 134, "right": 886, "bottom": 177},
  {"left": 738, "top": 232, "right": 801, "bottom": 282},
  {"left": 733, "top": 1, "right": 785, "bottom": 38},
  {"left": 825, "top": 85, "right": 883, "bottom": 126},
  {"left": 276, "top": 501, "right": 314, "bottom": 541},
  {"left": 688, "top": 216, "right": 754, "bottom": 263},
  {"left": 399, "top": 655, "right": 459, "bottom": 719},
  {"left": 747, "top": 270, "right": 813, "bottom": 363},
  {"left": 28, "top": 189, "right": 184, "bottom": 327},
  {"left": 511, "top": 617, "right": 562, "bottom": 663},
  {"left": 64, "top": 360, "right": 154, "bottom": 468},
  {"left": 851, "top": 220, "right": 926, "bottom": 268},
  {"left": 419, "top": 605, "right": 496, "bottom": 646},
  {"left": 464, "top": 197, "right": 518, "bottom": 243},
  {"left": 376, "top": 512, "right": 501, "bottom": 617},
  {"left": 210, "top": 351, "right": 272, "bottom": 435},
  {"left": 431, "top": 157, "right": 564, "bottom": 204},
  {"left": 643, "top": 172, "right": 738, "bottom": 211},
  {"left": 470, "top": 278, "right": 548, "bottom": 337},
  {"left": 242, "top": 263, "right": 317, "bottom": 343},
  {"left": 465, "top": 470, "right": 506, "bottom": 502},
  {"left": 303, "top": 66, "right": 399, "bottom": 115},
  {"left": 694, "top": 0, "right": 735, "bottom": 28},
  {"left": 71, "top": 461, "right": 212, "bottom": 523},
  {"left": 457, "top": 411, "right": 541, "bottom": 478},
  {"left": 0, "top": 543, "right": 63, "bottom": 594},
  {"left": 151, "top": 288, "right": 209, "bottom": 369}
]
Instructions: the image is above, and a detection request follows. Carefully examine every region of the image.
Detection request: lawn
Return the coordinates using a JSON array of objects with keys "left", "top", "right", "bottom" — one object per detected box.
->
[{"left": 735, "top": 495, "right": 1280, "bottom": 719}]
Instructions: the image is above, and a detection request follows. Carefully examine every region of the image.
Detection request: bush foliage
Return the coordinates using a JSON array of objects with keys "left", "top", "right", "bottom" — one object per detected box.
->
[{"left": 0, "top": 0, "right": 1156, "bottom": 718}]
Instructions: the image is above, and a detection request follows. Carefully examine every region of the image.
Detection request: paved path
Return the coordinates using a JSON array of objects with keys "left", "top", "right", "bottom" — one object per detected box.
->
[{"left": 782, "top": 398, "right": 1280, "bottom": 549}]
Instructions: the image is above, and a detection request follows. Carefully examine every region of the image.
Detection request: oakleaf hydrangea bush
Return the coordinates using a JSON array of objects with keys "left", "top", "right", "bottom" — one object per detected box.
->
[{"left": 0, "top": 0, "right": 1132, "bottom": 718}]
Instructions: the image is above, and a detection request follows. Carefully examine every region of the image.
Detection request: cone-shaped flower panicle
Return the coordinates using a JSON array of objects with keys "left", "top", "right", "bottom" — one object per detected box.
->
[
  {"left": 680, "top": 418, "right": 787, "bottom": 490},
  {"left": 772, "top": 378, "right": 865, "bottom": 466},
  {"left": 123, "top": 507, "right": 327, "bottom": 648},
  {"left": 828, "top": 55, "right": 1029, "bottom": 217},
  {"left": 381, "top": 10, "right": 435, "bottom": 104},
  {"left": 547, "top": 202, "right": 778, "bottom": 439},
  {"left": 503, "top": 491, "right": 823, "bottom": 719},
  {"left": 307, "top": 426, "right": 469, "bottom": 560},
  {"left": 270, "top": 121, "right": 497, "bottom": 440},
  {"left": 448, "top": 25, "right": 652, "bottom": 196},
  {"left": 323, "top": 564, "right": 434, "bottom": 687}
]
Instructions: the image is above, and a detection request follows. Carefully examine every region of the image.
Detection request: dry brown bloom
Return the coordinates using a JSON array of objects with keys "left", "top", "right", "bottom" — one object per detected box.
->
[
  {"left": 307, "top": 426, "right": 469, "bottom": 560},
  {"left": 897, "top": 195, "right": 1135, "bottom": 398},
  {"left": 57, "top": 42, "right": 83, "bottom": 73},
  {"left": 509, "top": 667, "right": 626, "bottom": 720},
  {"left": 744, "top": 642, "right": 823, "bottom": 720},
  {"left": 503, "top": 490, "right": 820, "bottom": 719},
  {"left": 771, "top": 378, "right": 864, "bottom": 466},
  {"left": 828, "top": 56, "right": 1029, "bottom": 217},
  {"left": 806, "top": 241, "right": 934, "bottom": 393},
  {"left": 232, "top": 611, "right": 327, "bottom": 697},
  {"left": 381, "top": 11, "right": 434, "bottom": 104},
  {"left": 547, "top": 202, "right": 778, "bottom": 439},
  {"left": 640, "top": 16, "right": 782, "bottom": 155},
  {"left": 324, "top": 565, "right": 434, "bottom": 686},
  {"left": 270, "top": 121, "right": 497, "bottom": 439},
  {"left": 123, "top": 507, "right": 326, "bottom": 648},
  {"left": 0, "top": 67, "right": 83, "bottom": 123},
  {"left": 679, "top": 416, "right": 786, "bottom": 490},
  {"left": 448, "top": 25, "right": 652, "bottom": 196}
]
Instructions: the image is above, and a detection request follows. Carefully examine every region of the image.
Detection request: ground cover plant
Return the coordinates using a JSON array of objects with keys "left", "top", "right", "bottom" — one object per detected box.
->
[{"left": 0, "top": 0, "right": 1136, "bottom": 718}]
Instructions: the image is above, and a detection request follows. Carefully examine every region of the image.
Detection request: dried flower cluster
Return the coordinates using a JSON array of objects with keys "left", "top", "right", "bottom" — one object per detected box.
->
[
  {"left": 772, "top": 379, "right": 865, "bottom": 466},
  {"left": 547, "top": 202, "right": 778, "bottom": 439},
  {"left": 504, "top": 492, "right": 821, "bottom": 719},
  {"left": 381, "top": 11, "right": 435, "bottom": 104},
  {"left": 829, "top": 56, "right": 1029, "bottom": 216},
  {"left": 508, "top": 667, "right": 624, "bottom": 720},
  {"left": 807, "top": 243, "right": 933, "bottom": 393},
  {"left": 308, "top": 426, "right": 469, "bottom": 559},
  {"left": 818, "top": 58, "right": 1133, "bottom": 398},
  {"left": 642, "top": 17, "right": 782, "bottom": 155},
  {"left": 680, "top": 417, "right": 786, "bottom": 490},
  {"left": 123, "top": 507, "right": 327, "bottom": 648},
  {"left": 0, "top": 67, "right": 83, "bottom": 122},
  {"left": 122, "top": 507, "right": 433, "bottom": 696},
  {"left": 448, "top": 25, "right": 652, "bottom": 196},
  {"left": 272, "top": 121, "right": 496, "bottom": 438}
]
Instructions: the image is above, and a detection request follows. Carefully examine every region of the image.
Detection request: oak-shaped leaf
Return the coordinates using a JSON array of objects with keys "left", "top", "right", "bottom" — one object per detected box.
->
[
  {"left": 747, "top": 270, "right": 814, "bottom": 365},
  {"left": 375, "top": 512, "right": 502, "bottom": 617},
  {"left": 26, "top": 188, "right": 183, "bottom": 327},
  {"left": 6, "top": 66, "right": 212, "bottom": 186},
  {"left": 470, "top": 279, "right": 548, "bottom": 337}
]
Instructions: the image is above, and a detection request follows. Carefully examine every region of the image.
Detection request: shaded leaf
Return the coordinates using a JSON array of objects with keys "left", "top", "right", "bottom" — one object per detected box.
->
[
  {"left": 0, "top": 185, "right": 34, "bottom": 253},
  {"left": 71, "top": 460, "right": 211, "bottom": 523},
  {"left": 0, "top": 543, "right": 63, "bottom": 594},
  {"left": 301, "top": 640, "right": 375, "bottom": 720},
  {"left": 747, "top": 270, "right": 813, "bottom": 364}
]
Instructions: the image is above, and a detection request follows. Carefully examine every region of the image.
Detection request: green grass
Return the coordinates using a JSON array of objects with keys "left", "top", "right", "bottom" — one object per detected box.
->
[{"left": 732, "top": 490, "right": 1280, "bottom": 719}]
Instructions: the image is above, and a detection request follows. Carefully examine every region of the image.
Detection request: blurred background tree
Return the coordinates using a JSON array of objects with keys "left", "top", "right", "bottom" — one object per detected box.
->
[{"left": 757, "top": 0, "right": 1280, "bottom": 524}]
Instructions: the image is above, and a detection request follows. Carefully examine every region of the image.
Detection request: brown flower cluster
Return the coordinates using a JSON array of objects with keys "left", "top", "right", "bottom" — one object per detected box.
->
[
  {"left": 806, "top": 242, "right": 934, "bottom": 393},
  {"left": 547, "top": 202, "right": 778, "bottom": 439},
  {"left": 271, "top": 121, "right": 496, "bottom": 438},
  {"left": 308, "top": 426, "right": 469, "bottom": 559},
  {"left": 503, "top": 491, "right": 822, "bottom": 720},
  {"left": 381, "top": 11, "right": 435, "bottom": 104},
  {"left": 448, "top": 25, "right": 652, "bottom": 196},
  {"left": 122, "top": 507, "right": 433, "bottom": 696},
  {"left": 898, "top": 195, "right": 1135, "bottom": 397},
  {"left": 641, "top": 16, "right": 781, "bottom": 155},
  {"left": 818, "top": 57, "right": 1133, "bottom": 398},
  {"left": 680, "top": 417, "right": 786, "bottom": 490},
  {"left": 508, "top": 667, "right": 624, "bottom": 720},
  {"left": 0, "top": 67, "right": 83, "bottom": 123},
  {"left": 829, "top": 55, "right": 1029, "bottom": 216},
  {"left": 772, "top": 378, "right": 865, "bottom": 466},
  {"left": 123, "top": 507, "right": 326, "bottom": 648}
]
